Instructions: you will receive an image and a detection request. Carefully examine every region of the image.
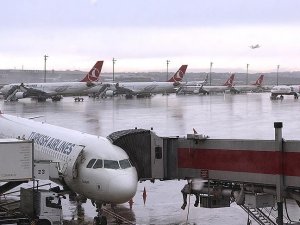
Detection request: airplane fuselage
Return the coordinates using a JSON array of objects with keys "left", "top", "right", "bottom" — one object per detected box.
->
[{"left": 0, "top": 113, "right": 138, "bottom": 204}]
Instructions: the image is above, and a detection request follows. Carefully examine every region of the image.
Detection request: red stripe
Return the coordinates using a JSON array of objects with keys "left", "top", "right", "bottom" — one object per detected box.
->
[{"left": 177, "top": 148, "right": 300, "bottom": 175}]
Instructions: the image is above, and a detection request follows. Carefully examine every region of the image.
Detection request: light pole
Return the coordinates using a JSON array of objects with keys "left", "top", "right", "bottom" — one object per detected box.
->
[
  {"left": 276, "top": 65, "right": 280, "bottom": 86},
  {"left": 112, "top": 57, "right": 117, "bottom": 82},
  {"left": 44, "top": 55, "right": 48, "bottom": 83},
  {"left": 209, "top": 62, "right": 213, "bottom": 86},
  {"left": 166, "top": 60, "right": 170, "bottom": 81},
  {"left": 246, "top": 64, "right": 249, "bottom": 85}
]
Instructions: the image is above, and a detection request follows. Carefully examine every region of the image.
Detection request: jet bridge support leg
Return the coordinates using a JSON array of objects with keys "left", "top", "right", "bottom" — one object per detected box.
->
[{"left": 274, "top": 122, "right": 284, "bottom": 225}]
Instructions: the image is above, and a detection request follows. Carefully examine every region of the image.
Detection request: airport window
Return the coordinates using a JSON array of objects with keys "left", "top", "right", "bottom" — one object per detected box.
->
[
  {"left": 86, "top": 159, "right": 96, "bottom": 168},
  {"left": 93, "top": 159, "right": 103, "bottom": 169},
  {"left": 119, "top": 159, "right": 131, "bottom": 169},
  {"left": 155, "top": 146, "right": 162, "bottom": 159},
  {"left": 104, "top": 160, "right": 120, "bottom": 169}
]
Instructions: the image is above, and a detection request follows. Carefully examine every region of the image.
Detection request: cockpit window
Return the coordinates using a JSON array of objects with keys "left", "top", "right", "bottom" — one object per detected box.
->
[
  {"left": 119, "top": 159, "right": 132, "bottom": 169},
  {"left": 93, "top": 159, "right": 103, "bottom": 169},
  {"left": 104, "top": 160, "right": 120, "bottom": 169},
  {"left": 86, "top": 159, "right": 96, "bottom": 168}
]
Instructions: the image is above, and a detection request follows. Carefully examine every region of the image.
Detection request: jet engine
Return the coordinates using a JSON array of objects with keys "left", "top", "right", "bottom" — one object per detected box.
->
[
  {"left": 15, "top": 92, "right": 26, "bottom": 99},
  {"left": 105, "top": 90, "right": 115, "bottom": 97}
]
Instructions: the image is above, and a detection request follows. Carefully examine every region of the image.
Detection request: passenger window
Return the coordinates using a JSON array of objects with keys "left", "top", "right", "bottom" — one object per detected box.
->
[
  {"left": 86, "top": 159, "right": 96, "bottom": 168},
  {"left": 155, "top": 146, "right": 162, "bottom": 159},
  {"left": 93, "top": 159, "right": 103, "bottom": 169},
  {"left": 119, "top": 159, "right": 131, "bottom": 169},
  {"left": 104, "top": 160, "right": 120, "bottom": 169}
]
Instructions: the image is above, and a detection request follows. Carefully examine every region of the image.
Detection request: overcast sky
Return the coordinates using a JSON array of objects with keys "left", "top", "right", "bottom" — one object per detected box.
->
[{"left": 1, "top": 0, "right": 300, "bottom": 73}]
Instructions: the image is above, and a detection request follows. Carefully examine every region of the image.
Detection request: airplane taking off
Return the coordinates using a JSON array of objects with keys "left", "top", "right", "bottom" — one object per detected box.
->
[
  {"left": 270, "top": 85, "right": 300, "bottom": 100},
  {"left": 249, "top": 44, "right": 260, "bottom": 49},
  {"left": 0, "top": 112, "right": 138, "bottom": 223},
  {"left": 0, "top": 61, "right": 103, "bottom": 102}
]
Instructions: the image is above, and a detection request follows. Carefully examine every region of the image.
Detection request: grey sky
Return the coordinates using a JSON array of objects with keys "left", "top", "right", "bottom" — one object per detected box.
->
[{"left": 1, "top": 0, "right": 300, "bottom": 72}]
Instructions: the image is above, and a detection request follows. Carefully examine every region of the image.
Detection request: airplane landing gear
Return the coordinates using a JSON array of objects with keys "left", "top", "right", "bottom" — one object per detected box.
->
[{"left": 93, "top": 203, "right": 107, "bottom": 225}]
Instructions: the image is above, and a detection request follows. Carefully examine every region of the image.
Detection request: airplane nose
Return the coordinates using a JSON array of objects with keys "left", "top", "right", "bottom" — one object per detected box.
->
[{"left": 108, "top": 170, "right": 138, "bottom": 204}]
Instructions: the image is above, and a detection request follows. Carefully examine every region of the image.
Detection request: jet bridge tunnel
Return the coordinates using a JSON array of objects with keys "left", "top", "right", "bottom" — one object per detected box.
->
[
  {"left": 108, "top": 123, "right": 300, "bottom": 225},
  {"left": 107, "top": 124, "right": 300, "bottom": 188}
]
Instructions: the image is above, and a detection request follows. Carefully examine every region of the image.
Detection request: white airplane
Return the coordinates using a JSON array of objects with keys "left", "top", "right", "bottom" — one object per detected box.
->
[
  {"left": 249, "top": 44, "right": 260, "bottom": 49},
  {"left": 270, "top": 85, "right": 300, "bottom": 100},
  {"left": 0, "top": 111, "right": 138, "bottom": 223},
  {"left": 181, "top": 74, "right": 208, "bottom": 87},
  {"left": 199, "top": 74, "right": 235, "bottom": 94},
  {"left": 230, "top": 75, "right": 270, "bottom": 93},
  {"left": 88, "top": 65, "right": 188, "bottom": 98},
  {"left": 0, "top": 61, "right": 103, "bottom": 102},
  {"left": 177, "top": 74, "right": 234, "bottom": 95}
]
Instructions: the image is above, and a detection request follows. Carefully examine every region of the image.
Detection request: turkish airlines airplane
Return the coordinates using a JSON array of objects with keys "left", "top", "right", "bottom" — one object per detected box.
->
[
  {"left": 86, "top": 65, "right": 188, "bottom": 98},
  {"left": 270, "top": 85, "right": 300, "bottom": 100},
  {"left": 230, "top": 75, "right": 270, "bottom": 93},
  {"left": 0, "top": 111, "right": 138, "bottom": 223},
  {"left": 0, "top": 61, "right": 103, "bottom": 102},
  {"left": 198, "top": 74, "right": 235, "bottom": 94}
]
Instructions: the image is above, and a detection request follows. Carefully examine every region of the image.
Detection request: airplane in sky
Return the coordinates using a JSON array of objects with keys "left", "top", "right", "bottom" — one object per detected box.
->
[
  {"left": 177, "top": 74, "right": 234, "bottom": 95},
  {"left": 270, "top": 85, "right": 300, "bottom": 100},
  {"left": 0, "top": 61, "right": 103, "bottom": 102},
  {"left": 0, "top": 111, "right": 138, "bottom": 223},
  {"left": 249, "top": 44, "right": 260, "bottom": 49},
  {"left": 87, "top": 65, "right": 188, "bottom": 98}
]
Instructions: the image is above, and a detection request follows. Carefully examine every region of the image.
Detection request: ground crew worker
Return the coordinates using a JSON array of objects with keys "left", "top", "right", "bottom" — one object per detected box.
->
[{"left": 181, "top": 181, "right": 200, "bottom": 210}]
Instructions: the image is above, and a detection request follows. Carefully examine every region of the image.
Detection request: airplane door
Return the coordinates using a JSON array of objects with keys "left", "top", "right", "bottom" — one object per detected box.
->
[
  {"left": 151, "top": 134, "right": 164, "bottom": 179},
  {"left": 62, "top": 145, "right": 85, "bottom": 181}
]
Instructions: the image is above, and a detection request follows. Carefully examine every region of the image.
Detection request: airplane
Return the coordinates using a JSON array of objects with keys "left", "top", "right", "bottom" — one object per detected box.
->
[
  {"left": 181, "top": 74, "right": 208, "bottom": 87},
  {"left": 177, "top": 74, "right": 234, "bottom": 95},
  {"left": 0, "top": 111, "right": 138, "bottom": 223},
  {"left": 249, "top": 44, "right": 260, "bottom": 49},
  {"left": 270, "top": 85, "right": 300, "bottom": 100},
  {"left": 87, "top": 65, "right": 188, "bottom": 98},
  {"left": 0, "top": 61, "right": 103, "bottom": 102},
  {"left": 229, "top": 75, "right": 270, "bottom": 93}
]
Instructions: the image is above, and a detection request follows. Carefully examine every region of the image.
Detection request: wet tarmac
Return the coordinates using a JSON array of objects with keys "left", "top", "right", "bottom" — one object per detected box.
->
[{"left": 1, "top": 93, "right": 300, "bottom": 224}]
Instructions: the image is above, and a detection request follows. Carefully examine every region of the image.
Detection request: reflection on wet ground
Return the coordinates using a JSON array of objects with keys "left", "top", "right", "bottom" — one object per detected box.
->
[{"left": 1, "top": 93, "right": 300, "bottom": 224}]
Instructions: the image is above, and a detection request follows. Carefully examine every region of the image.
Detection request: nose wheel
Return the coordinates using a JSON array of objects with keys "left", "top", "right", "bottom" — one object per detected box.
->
[{"left": 93, "top": 203, "right": 107, "bottom": 225}]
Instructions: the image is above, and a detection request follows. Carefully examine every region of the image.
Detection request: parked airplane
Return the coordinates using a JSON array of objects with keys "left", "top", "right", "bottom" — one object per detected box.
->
[
  {"left": 0, "top": 61, "right": 103, "bottom": 102},
  {"left": 270, "top": 85, "right": 300, "bottom": 100},
  {"left": 177, "top": 74, "right": 234, "bottom": 95},
  {"left": 230, "top": 75, "right": 268, "bottom": 93},
  {"left": 0, "top": 111, "right": 138, "bottom": 223},
  {"left": 249, "top": 44, "right": 260, "bottom": 49},
  {"left": 87, "top": 65, "right": 188, "bottom": 98},
  {"left": 181, "top": 74, "right": 208, "bottom": 87}
]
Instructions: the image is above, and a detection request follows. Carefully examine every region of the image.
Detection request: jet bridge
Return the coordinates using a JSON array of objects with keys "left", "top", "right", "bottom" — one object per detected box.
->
[{"left": 108, "top": 123, "right": 300, "bottom": 225}]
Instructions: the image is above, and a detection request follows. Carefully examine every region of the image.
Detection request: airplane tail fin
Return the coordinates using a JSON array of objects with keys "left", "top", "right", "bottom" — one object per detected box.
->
[
  {"left": 224, "top": 74, "right": 235, "bottom": 86},
  {"left": 253, "top": 74, "right": 264, "bottom": 86},
  {"left": 80, "top": 61, "right": 104, "bottom": 82},
  {"left": 167, "top": 65, "right": 188, "bottom": 82}
]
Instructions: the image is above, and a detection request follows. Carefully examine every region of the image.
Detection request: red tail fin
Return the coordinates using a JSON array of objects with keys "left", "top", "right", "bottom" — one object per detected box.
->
[
  {"left": 80, "top": 61, "right": 104, "bottom": 82},
  {"left": 167, "top": 65, "right": 188, "bottom": 82},
  {"left": 253, "top": 74, "right": 264, "bottom": 86},
  {"left": 224, "top": 74, "right": 235, "bottom": 86}
]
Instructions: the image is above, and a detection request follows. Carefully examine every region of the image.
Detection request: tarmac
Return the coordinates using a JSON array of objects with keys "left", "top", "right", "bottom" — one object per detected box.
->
[{"left": 1, "top": 92, "right": 300, "bottom": 224}]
